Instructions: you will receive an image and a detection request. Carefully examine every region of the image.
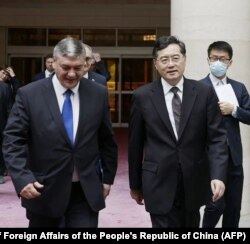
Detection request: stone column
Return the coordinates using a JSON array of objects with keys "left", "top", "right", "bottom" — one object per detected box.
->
[{"left": 171, "top": 0, "right": 250, "bottom": 224}]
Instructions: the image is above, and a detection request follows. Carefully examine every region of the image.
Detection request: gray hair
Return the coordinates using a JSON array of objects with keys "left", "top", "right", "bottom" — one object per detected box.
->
[{"left": 53, "top": 37, "right": 86, "bottom": 59}]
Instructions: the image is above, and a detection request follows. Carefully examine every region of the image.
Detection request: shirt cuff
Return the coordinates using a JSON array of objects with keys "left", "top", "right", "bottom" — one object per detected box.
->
[{"left": 231, "top": 105, "right": 237, "bottom": 118}]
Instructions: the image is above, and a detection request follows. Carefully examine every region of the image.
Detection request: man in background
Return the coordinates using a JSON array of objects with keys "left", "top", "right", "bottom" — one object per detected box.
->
[
  {"left": 0, "top": 77, "right": 11, "bottom": 184},
  {"left": 201, "top": 41, "right": 250, "bottom": 228},
  {"left": 32, "top": 54, "right": 54, "bottom": 81},
  {"left": 83, "top": 44, "right": 107, "bottom": 87},
  {"left": 90, "top": 52, "right": 111, "bottom": 82}
]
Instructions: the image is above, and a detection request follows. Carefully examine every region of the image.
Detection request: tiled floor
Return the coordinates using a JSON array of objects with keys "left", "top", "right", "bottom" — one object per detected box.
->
[{"left": 0, "top": 128, "right": 249, "bottom": 228}]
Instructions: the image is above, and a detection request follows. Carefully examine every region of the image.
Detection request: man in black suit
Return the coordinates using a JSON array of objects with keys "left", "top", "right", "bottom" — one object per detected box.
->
[
  {"left": 3, "top": 37, "right": 118, "bottom": 227},
  {"left": 0, "top": 80, "right": 11, "bottom": 184},
  {"left": 201, "top": 41, "right": 250, "bottom": 228},
  {"left": 92, "top": 52, "right": 111, "bottom": 82},
  {"left": 32, "top": 54, "right": 54, "bottom": 82},
  {"left": 82, "top": 44, "right": 107, "bottom": 86},
  {"left": 128, "top": 36, "right": 228, "bottom": 228}
]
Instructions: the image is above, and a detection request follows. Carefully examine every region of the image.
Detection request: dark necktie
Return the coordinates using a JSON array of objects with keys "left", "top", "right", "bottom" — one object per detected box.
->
[
  {"left": 171, "top": 87, "right": 181, "bottom": 136},
  {"left": 62, "top": 89, "right": 73, "bottom": 144}
]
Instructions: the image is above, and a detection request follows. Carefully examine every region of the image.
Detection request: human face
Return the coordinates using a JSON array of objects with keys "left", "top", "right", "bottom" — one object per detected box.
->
[
  {"left": 83, "top": 46, "right": 94, "bottom": 74},
  {"left": 0, "top": 69, "right": 9, "bottom": 81},
  {"left": 45, "top": 58, "right": 54, "bottom": 72},
  {"left": 154, "top": 44, "right": 186, "bottom": 86},
  {"left": 53, "top": 55, "right": 85, "bottom": 89},
  {"left": 208, "top": 50, "right": 232, "bottom": 67}
]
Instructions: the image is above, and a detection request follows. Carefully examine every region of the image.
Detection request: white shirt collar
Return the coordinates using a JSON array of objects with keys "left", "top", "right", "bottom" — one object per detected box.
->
[
  {"left": 161, "top": 76, "right": 184, "bottom": 95},
  {"left": 209, "top": 73, "right": 227, "bottom": 86},
  {"left": 52, "top": 75, "right": 80, "bottom": 95}
]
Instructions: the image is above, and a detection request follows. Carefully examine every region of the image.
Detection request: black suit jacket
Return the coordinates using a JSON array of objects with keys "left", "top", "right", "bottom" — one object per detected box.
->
[
  {"left": 3, "top": 77, "right": 117, "bottom": 217},
  {"left": 128, "top": 78, "right": 228, "bottom": 214},
  {"left": 0, "top": 82, "right": 11, "bottom": 133},
  {"left": 200, "top": 75, "right": 250, "bottom": 166},
  {"left": 32, "top": 71, "right": 46, "bottom": 82},
  {"left": 88, "top": 71, "right": 107, "bottom": 86}
]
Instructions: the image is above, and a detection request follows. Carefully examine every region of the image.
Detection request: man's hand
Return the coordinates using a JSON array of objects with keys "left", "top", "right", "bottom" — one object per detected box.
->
[
  {"left": 211, "top": 179, "right": 225, "bottom": 202},
  {"left": 20, "top": 181, "right": 44, "bottom": 199},
  {"left": 130, "top": 189, "right": 144, "bottom": 205},
  {"left": 5, "top": 67, "right": 15, "bottom": 78},
  {"left": 103, "top": 184, "right": 111, "bottom": 199},
  {"left": 218, "top": 101, "right": 234, "bottom": 115}
]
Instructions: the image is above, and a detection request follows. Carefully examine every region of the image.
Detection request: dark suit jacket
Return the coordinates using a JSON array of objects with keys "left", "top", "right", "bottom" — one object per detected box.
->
[
  {"left": 200, "top": 75, "right": 250, "bottom": 166},
  {"left": 128, "top": 78, "right": 228, "bottom": 214},
  {"left": 3, "top": 77, "right": 117, "bottom": 218},
  {"left": 88, "top": 71, "right": 107, "bottom": 86},
  {"left": 0, "top": 82, "right": 11, "bottom": 133},
  {"left": 32, "top": 71, "right": 46, "bottom": 82}
]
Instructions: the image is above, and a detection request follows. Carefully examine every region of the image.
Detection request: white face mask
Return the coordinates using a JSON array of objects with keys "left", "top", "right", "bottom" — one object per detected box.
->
[{"left": 209, "top": 61, "right": 228, "bottom": 78}]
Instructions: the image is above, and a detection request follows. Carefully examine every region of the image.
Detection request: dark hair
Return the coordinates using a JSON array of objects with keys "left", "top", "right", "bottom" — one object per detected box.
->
[
  {"left": 207, "top": 41, "right": 233, "bottom": 60},
  {"left": 45, "top": 54, "right": 53, "bottom": 61},
  {"left": 152, "top": 36, "right": 186, "bottom": 59}
]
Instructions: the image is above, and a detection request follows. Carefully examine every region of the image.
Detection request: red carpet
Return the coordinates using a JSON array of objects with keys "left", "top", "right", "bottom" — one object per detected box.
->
[{"left": 0, "top": 128, "right": 151, "bottom": 227}]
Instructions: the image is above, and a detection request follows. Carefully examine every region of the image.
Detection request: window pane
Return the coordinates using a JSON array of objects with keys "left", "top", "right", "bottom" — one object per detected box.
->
[
  {"left": 109, "top": 93, "right": 118, "bottom": 123},
  {"left": 122, "top": 58, "right": 153, "bottom": 91},
  {"left": 105, "top": 58, "right": 119, "bottom": 91},
  {"left": 121, "top": 94, "right": 132, "bottom": 123},
  {"left": 48, "top": 29, "right": 81, "bottom": 46},
  {"left": 10, "top": 57, "right": 42, "bottom": 85},
  {"left": 8, "top": 28, "right": 46, "bottom": 46},
  {"left": 118, "top": 29, "right": 156, "bottom": 46},
  {"left": 83, "top": 29, "right": 115, "bottom": 46}
]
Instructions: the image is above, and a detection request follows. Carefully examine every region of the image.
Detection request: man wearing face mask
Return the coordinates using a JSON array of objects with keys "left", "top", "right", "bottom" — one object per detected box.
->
[{"left": 200, "top": 41, "right": 250, "bottom": 228}]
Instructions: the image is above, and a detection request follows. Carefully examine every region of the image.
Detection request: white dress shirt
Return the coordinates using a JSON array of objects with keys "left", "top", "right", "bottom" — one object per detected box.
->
[
  {"left": 52, "top": 75, "right": 80, "bottom": 181},
  {"left": 161, "top": 77, "right": 184, "bottom": 139}
]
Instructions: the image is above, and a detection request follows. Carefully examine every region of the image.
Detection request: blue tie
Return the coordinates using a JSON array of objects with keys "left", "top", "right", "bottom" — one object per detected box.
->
[{"left": 62, "top": 89, "right": 73, "bottom": 145}]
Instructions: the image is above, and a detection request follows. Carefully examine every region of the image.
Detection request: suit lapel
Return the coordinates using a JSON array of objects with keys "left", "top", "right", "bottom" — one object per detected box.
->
[
  {"left": 178, "top": 78, "right": 197, "bottom": 140},
  {"left": 150, "top": 81, "right": 176, "bottom": 141},
  {"left": 74, "top": 78, "right": 88, "bottom": 145}
]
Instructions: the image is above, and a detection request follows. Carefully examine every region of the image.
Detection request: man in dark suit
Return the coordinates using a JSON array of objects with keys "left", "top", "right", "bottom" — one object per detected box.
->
[
  {"left": 3, "top": 37, "right": 117, "bottom": 227},
  {"left": 82, "top": 44, "right": 107, "bottom": 86},
  {"left": 32, "top": 54, "right": 54, "bottom": 82},
  {"left": 200, "top": 41, "right": 250, "bottom": 228},
  {"left": 0, "top": 81, "right": 11, "bottom": 184},
  {"left": 128, "top": 36, "right": 228, "bottom": 228}
]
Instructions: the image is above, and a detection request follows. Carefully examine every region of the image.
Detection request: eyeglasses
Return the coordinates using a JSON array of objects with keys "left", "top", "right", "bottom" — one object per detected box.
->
[
  {"left": 155, "top": 55, "right": 183, "bottom": 65},
  {"left": 208, "top": 56, "right": 231, "bottom": 64}
]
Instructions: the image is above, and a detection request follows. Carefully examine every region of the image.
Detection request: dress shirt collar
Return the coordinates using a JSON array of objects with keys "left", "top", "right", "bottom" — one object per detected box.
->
[
  {"left": 161, "top": 76, "right": 184, "bottom": 95},
  {"left": 209, "top": 73, "right": 227, "bottom": 86},
  {"left": 52, "top": 75, "right": 80, "bottom": 95}
]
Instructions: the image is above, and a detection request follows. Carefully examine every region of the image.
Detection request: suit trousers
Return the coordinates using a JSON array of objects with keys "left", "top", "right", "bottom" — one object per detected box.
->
[
  {"left": 150, "top": 165, "right": 200, "bottom": 228},
  {"left": 0, "top": 138, "right": 6, "bottom": 175},
  {"left": 202, "top": 152, "right": 244, "bottom": 228},
  {"left": 27, "top": 182, "right": 98, "bottom": 228}
]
